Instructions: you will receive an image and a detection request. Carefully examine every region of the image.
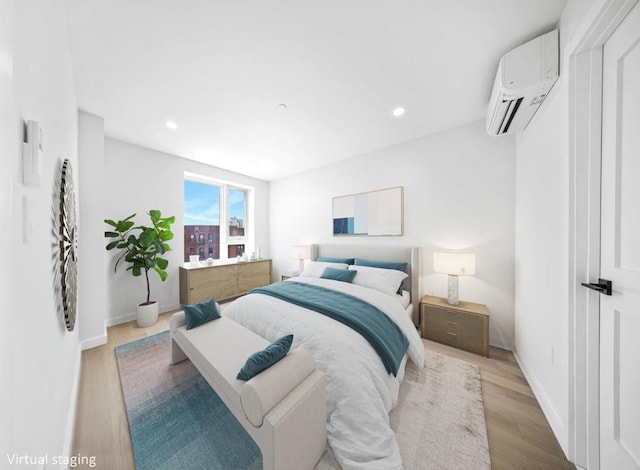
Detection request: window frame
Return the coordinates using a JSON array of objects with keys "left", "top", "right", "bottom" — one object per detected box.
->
[{"left": 184, "top": 172, "right": 254, "bottom": 261}]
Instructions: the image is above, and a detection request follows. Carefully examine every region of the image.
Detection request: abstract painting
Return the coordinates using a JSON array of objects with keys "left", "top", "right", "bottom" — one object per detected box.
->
[{"left": 332, "top": 187, "right": 403, "bottom": 236}]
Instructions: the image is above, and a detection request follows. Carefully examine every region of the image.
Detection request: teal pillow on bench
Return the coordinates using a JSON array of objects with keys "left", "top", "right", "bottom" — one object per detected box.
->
[
  {"left": 182, "top": 297, "right": 221, "bottom": 329},
  {"left": 321, "top": 267, "right": 357, "bottom": 283},
  {"left": 237, "top": 334, "right": 294, "bottom": 381}
]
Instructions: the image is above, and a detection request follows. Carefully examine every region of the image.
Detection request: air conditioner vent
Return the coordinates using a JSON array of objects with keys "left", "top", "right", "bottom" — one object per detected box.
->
[
  {"left": 499, "top": 98, "right": 523, "bottom": 134},
  {"left": 486, "top": 30, "right": 559, "bottom": 136}
]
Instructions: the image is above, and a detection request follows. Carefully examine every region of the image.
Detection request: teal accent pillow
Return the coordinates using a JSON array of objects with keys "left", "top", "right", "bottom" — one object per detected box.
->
[
  {"left": 237, "top": 334, "right": 294, "bottom": 381},
  {"left": 354, "top": 258, "right": 408, "bottom": 272},
  {"left": 321, "top": 267, "right": 357, "bottom": 283},
  {"left": 317, "top": 256, "right": 355, "bottom": 265},
  {"left": 182, "top": 297, "right": 221, "bottom": 330},
  {"left": 354, "top": 258, "right": 408, "bottom": 294}
]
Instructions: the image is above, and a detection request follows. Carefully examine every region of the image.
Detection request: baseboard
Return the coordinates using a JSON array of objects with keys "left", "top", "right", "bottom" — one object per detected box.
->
[
  {"left": 105, "top": 312, "right": 136, "bottom": 327},
  {"left": 489, "top": 336, "right": 512, "bottom": 351},
  {"left": 106, "top": 303, "right": 181, "bottom": 327},
  {"left": 62, "top": 349, "right": 82, "bottom": 469},
  {"left": 81, "top": 333, "right": 107, "bottom": 350},
  {"left": 513, "top": 350, "right": 568, "bottom": 457}
]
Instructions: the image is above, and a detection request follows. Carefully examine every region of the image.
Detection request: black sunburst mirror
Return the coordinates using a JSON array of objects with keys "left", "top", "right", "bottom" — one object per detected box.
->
[{"left": 59, "top": 158, "right": 78, "bottom": 331}]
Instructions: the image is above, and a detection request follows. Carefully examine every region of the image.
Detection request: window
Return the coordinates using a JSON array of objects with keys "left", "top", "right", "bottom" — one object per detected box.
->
[
  {"left": 228, "top": 244, "right": 245, "bottom": 258},
  {"left": 184, "top": 174, "right": 253, "bottom": 262},
  {"left": 228, "top": 188, "right": 246, "bottom": 238}
]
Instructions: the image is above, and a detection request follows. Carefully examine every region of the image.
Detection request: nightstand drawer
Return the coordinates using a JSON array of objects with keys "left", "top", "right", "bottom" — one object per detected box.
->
[
  {"left": 426, "top": 307, "right": 485, "bottom": 352},
  {"left": 420, "top": 296, "right": 489, "bottom": 357}
]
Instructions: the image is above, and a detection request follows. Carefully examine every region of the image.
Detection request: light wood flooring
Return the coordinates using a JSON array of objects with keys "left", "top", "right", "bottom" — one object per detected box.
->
[{"left": 72, "top": 310, "right": 575, "bottom": 469}]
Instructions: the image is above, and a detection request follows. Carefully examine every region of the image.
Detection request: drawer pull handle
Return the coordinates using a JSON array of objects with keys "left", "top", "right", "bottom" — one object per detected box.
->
[
  {"left": 446, "top": 332, "right": 457, "bottom": 336},
  {"left": 447, "top": 321, "right": 457, "bottom": 325}
]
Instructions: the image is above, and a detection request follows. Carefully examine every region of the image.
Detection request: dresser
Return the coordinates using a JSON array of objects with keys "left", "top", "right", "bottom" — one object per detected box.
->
[
  {"left": 179, "top": 259, "right": 272, "bottom": 305},
  {"left": 420, "top": 295, "right": 490, "bottom": 357}
]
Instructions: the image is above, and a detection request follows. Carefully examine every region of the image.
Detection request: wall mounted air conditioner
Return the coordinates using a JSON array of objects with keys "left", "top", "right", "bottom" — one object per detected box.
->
[{"left": 486, "top": 29, "right": 559, "bottom": 136}]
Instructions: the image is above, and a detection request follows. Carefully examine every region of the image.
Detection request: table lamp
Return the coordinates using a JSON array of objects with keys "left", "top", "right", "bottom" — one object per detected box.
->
[
  {"left": 291, "top": 245, "right": 311, "bottom": 274},
  {"left": 433, "top": 251, "right": 476, "bottom": 305}
]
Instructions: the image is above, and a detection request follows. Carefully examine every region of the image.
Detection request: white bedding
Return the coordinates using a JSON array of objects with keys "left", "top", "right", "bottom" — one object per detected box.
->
[{"left": 224, "top": 277, "right": 424, "bottom": 470}]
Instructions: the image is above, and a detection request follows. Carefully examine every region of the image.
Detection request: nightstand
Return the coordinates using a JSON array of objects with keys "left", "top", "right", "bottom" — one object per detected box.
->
[
  {"left": 281, "top": 271, "right": 299, "bottom": 281},
  {"left": 420, "top": 295, "right": 490, "bottom": 357}
]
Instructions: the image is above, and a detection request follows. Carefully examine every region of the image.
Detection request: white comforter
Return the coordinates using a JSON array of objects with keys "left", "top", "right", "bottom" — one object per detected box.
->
[{"left": 224, "top": 277, "right": 424, "bottom": 470}]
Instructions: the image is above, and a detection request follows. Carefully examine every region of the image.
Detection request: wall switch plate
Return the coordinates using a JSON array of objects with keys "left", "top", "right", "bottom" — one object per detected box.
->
[
  {"left": 22, "top": 120, "right": 43, "bottom": 187},
  {"left": 23, "top": 194, "right": 33, "bottom": 243}
]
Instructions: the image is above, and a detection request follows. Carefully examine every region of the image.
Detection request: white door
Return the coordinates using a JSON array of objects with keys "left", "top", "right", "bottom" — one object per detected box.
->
[{"left": 600, "top": 3, "right": 640, "bottom": 469}]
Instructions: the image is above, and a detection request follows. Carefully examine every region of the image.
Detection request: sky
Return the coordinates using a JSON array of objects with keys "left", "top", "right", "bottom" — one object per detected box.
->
[{"left": 184, "top": 180, "right": 245, "bottom": 226}]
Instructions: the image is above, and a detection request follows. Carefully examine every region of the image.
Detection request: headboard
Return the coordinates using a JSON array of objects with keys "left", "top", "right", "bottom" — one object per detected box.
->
[{"left": 310, "top": 244, "right": 421, "bottom": 326}]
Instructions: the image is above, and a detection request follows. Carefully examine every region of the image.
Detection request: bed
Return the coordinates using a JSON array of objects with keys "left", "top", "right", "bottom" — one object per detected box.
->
[{"left": 224, "top": 244, "right": 424, "bottom": 470}]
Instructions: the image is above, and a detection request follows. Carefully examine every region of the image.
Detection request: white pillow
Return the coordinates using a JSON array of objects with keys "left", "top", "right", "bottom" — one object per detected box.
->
[
  {"left": 300, "top": 261, "right": 349, "bottom": 278},
  {"left": 348, "top": 265, "right": 408, "bottom": 297},
  {"left": 397, "top": 290, "right": 411, "bottom": 309}
]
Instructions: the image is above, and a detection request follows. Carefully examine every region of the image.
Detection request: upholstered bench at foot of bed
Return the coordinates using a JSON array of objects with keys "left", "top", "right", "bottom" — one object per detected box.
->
[{"left": 169, "top": 311, "right": 327, "bottom": 470}]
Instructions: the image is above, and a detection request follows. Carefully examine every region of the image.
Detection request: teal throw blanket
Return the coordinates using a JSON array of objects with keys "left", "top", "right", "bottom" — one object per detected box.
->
[{"left": 250, "top": 281, "right": 409, "bottom": 376}]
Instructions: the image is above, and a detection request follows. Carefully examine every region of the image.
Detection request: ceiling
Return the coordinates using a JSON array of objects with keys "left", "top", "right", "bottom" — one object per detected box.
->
[{"left": 65, "top": 0, "right": 567, "bottom": 181}]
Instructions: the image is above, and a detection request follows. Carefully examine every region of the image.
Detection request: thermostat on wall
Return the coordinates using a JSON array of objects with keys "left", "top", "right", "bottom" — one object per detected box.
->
[{"left": 23, "top": 120, "right": 43, "bottom": 187}]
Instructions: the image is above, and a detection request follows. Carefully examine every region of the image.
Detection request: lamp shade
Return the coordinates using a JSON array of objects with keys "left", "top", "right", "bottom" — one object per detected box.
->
[
  {"left": 291, "top": 245, "right": 311, "bottom": 260},
  {"left": 433, "top": 252, "right": 476, "bottom": 276}
]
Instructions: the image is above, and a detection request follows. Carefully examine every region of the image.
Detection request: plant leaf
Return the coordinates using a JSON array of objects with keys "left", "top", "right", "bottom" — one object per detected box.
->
[
  {"left": 104, "top": 231, "right": 119, "bottom": 238},
  {"left": 104, "top": 219, "right": 118, "bottom": 227},
  {"left": 156, "top": 257, "right": 168, "bottom": 269},
  {"left": 139, "top": 228, "right": 157, "bottom": 248},
  {"left": 159, "top": 230, "right": 174, "bottom": 241},
  {"left": 116, "top": 220, "right": 135, "bottom": 232},
  {"left": 106, "top": 241, "right": 119, "bottom": 250},
  {"left": 154, "top": 267, "right": 168, "bottom": 282}
]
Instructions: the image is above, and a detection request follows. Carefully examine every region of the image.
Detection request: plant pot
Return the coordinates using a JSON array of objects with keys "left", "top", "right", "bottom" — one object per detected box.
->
[{"left": 137, "top": 301, "right": 159, "bottom": 327}]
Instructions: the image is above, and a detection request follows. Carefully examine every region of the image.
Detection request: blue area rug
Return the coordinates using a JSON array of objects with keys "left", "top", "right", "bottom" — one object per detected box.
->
[{"left": 115, "top": 331, "right": 262, "bottom": 470}]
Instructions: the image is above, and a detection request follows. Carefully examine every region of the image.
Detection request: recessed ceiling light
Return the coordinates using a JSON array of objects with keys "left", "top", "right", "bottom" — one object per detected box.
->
[
  {"left": 392, "top": 107, "right": 406, "bottom": 117},
  {"left": 277, "top": 104, "right": 288, "bottom": 112},
  {"left": 165, "top": 120, "right": 178, "bottom": 130}
]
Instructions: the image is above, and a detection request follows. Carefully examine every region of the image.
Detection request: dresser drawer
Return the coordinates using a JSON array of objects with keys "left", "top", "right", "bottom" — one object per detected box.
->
[
  {"left": 179, "top": 259, "right": 272, "bottom": 304},
  {"left": 189, "top": 264, "right": 238, "bottom": 303}
]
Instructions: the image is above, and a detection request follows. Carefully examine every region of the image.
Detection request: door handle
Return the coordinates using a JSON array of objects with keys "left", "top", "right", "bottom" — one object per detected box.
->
[{"left": 581, "top": 278, "right": 612, "bottom": 296}]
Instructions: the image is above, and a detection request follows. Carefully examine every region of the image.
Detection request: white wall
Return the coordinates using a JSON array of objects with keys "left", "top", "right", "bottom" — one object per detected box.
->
[
  {"left": 104, "top": 138, "right": 270, "bottom": 324},
  {"left": 515, "top": 77, "right": 570, "bottom": 450},
  {"left": 514, "top": 0, "right": 599, "bottom": 455},
  {"left": 1, "top": 0, "right": 82, "bottom": 467},
  {"left": 78, "top": 111, "right": 107, "bottom": 349},
  {"left": 270, "top": 120, "right": 516, "bottom": 349},
  {"left": 0, "top": 0, "right": 15, "bottom": 459}
]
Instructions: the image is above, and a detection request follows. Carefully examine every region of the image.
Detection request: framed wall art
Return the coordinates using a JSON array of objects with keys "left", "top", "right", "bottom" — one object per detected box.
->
[{"left": 332, "top": 186, "right": 403, "bottom": 236}]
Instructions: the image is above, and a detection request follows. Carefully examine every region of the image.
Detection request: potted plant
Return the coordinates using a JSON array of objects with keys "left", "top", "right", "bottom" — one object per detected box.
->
[{"left": 104, "top": 210, "right": 175, "bottom": 327}]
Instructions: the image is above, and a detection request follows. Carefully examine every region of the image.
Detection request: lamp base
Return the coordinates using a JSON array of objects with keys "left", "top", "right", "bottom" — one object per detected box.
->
[{"left": 447, "top": 274, "right": 459, "bottom": 305}]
